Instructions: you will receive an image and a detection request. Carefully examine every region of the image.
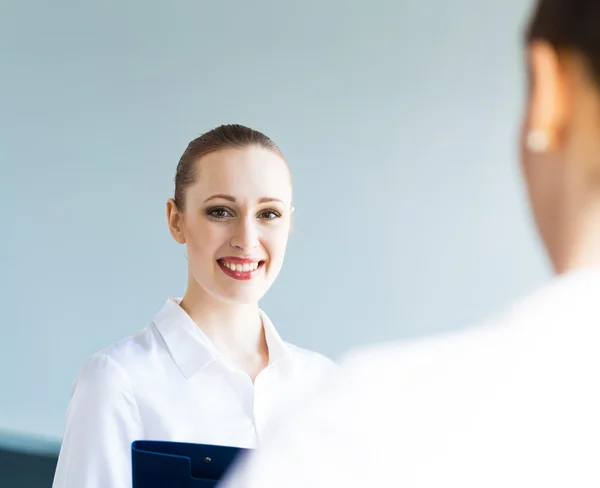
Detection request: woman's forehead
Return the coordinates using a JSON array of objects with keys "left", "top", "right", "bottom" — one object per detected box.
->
[{"left": 190, "top": 147, "right": 292, "bottom": 203}]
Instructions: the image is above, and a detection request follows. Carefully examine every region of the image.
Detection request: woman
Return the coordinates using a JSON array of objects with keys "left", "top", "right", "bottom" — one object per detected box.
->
[{"left": 52, "top": 124, "right": 337, "bottom": 488}]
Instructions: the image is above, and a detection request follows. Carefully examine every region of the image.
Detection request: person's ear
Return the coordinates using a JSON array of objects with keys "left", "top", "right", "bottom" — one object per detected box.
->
[
  {"left": 166, "top": 199, "right": 186, "bottom": 244},
  {"left": 289, "top": 205, "right": 295, "bottom": 235},
  {"left": 525, "top": 41, "right": 569, "bottom": 153}
]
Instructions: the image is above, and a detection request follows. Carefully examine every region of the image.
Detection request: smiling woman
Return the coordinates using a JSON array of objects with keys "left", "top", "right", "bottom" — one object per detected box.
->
[
  {"left": 167, "top": 137, "right": 293, "bottom": 309},
  {"left": 51, "top": 124, "right": 337, "bottom": 488}
]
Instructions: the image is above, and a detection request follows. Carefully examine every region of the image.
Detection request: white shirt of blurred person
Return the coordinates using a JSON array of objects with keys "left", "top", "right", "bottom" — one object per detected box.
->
[
  {"left": 52, "top": 124, "right": 337, "bottom": 488},
  {"left": 222, "top": 2, "right": 600, "bottom": 487}
]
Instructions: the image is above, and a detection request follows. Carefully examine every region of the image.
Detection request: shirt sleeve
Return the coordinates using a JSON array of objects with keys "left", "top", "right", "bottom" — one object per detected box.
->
[{"left": 52, "top": 353, "right": 143, "bottom": 488}]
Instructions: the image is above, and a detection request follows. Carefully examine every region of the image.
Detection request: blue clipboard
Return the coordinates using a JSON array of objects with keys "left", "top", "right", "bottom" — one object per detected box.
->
[{"left": 131, "top": 440, "right": 249, "bottom": 488}]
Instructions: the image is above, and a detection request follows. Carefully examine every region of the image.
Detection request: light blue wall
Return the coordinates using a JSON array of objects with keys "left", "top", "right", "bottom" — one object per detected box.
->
[{"left": 0, "top": 0, "right": 547, "bottom": 452}]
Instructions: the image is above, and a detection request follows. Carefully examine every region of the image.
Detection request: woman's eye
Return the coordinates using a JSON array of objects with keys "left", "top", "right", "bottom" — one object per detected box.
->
[
  {"left": 207, "top": 207, "right": 232, "bottom": 219},
  {"left": 258, "top": 209, "right": 281, "bottom": 220}
]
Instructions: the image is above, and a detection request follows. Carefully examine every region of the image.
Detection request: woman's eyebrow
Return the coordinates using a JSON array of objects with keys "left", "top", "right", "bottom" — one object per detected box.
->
[
  {"left": 203, "top": 195, "right": 284, "bottom": 204},
  {"left": 203, "top": 194, "right": 236, "bottom": 203}
]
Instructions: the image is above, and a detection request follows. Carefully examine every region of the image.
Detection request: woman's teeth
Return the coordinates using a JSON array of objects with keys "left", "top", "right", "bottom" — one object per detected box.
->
[{"left": 221, "top": 261, "right": 260, "bottom": 272}]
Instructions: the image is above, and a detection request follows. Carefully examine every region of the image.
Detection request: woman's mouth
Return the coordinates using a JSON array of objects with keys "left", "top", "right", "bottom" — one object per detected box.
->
[{"left": 217, "top": 258, "right": 265, "bottom": 280}]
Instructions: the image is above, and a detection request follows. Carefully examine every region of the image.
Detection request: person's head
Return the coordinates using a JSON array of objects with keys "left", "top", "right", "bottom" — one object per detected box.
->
[
  {"left": 167, "top": 124, "right": 293, "bottom": 305},
  {"left": 522, "top": 0, "right": 600, "bottom": 273}
]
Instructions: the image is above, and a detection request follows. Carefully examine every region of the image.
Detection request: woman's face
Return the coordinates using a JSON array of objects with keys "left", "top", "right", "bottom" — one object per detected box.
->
[{"left": 170, "top": 146, "right": 293, "bottom": 305}]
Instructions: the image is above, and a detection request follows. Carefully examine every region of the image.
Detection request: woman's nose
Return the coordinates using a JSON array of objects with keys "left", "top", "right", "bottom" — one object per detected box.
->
[{"left": 230, "top": 217, "right": 259, "bottom": 251}]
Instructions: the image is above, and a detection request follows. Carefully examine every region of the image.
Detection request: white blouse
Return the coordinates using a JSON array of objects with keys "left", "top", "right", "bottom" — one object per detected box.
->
[{"left": 52, "top": 298, "right": 336, "bottom": 488}]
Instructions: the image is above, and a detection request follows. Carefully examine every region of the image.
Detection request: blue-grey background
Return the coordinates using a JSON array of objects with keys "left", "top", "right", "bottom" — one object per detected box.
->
[{"left": 0, "top": 0, "right": 547, "bottom": 484}]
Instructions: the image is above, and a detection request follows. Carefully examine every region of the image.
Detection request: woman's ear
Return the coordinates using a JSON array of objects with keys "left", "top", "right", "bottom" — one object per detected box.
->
[
  {"left": 525, "top": 40, "right": 569, "bottom": 152},
  {"left": 289, "top": 205, "right": 295, "bottom": 235},
  {"left": 166, "top": 198, "right": 186, "bottom": 244}
]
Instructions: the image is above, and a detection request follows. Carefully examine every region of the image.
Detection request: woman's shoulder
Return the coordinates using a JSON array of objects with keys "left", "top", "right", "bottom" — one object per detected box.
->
[
  {"left": 284, "top": 342, "right": 339, "bottom": 371},
  {"left": 74, "top": 324, "right": 160, "bottom": 387},
  {"left": 260, "top": 309, "right": 338, "bottom": 370}
]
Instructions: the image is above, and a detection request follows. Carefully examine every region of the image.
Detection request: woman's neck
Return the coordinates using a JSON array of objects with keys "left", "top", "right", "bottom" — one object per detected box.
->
[
  {"left": 178, "top": 284, "right": 269, "bottom": 375},
  {"left": 552, "top": 175, "right": 600, "bottom": 274},
  {"left": 558, "top": 196, "right": 600, "bottom": 274}
]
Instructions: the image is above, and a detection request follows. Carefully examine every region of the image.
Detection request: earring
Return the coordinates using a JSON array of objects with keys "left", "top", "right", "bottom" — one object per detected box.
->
[
  {"left": 526, "top": 129, "right": 549, "bottom": 153},
  {"left": 291, "top": 206, "right": 295, "bottom": 213}
]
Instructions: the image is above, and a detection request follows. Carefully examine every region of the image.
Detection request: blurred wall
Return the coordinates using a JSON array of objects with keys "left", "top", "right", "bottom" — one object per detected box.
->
[{"left": 0, "top": 0, "right": 546, "bottom": 460}]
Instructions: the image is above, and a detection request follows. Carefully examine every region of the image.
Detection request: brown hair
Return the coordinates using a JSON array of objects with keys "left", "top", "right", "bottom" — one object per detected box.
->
[
  {"left": 174, "top": 124, "right": 284, "bottom": 211},
  {"left": 526, "top": 0, "right": 600, "bottom": 85}
]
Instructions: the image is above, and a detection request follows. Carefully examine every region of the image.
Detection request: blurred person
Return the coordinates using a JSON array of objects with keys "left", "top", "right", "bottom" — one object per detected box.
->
[{"left": 222, "top": 2, "right": 600, "bottom": 486}]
